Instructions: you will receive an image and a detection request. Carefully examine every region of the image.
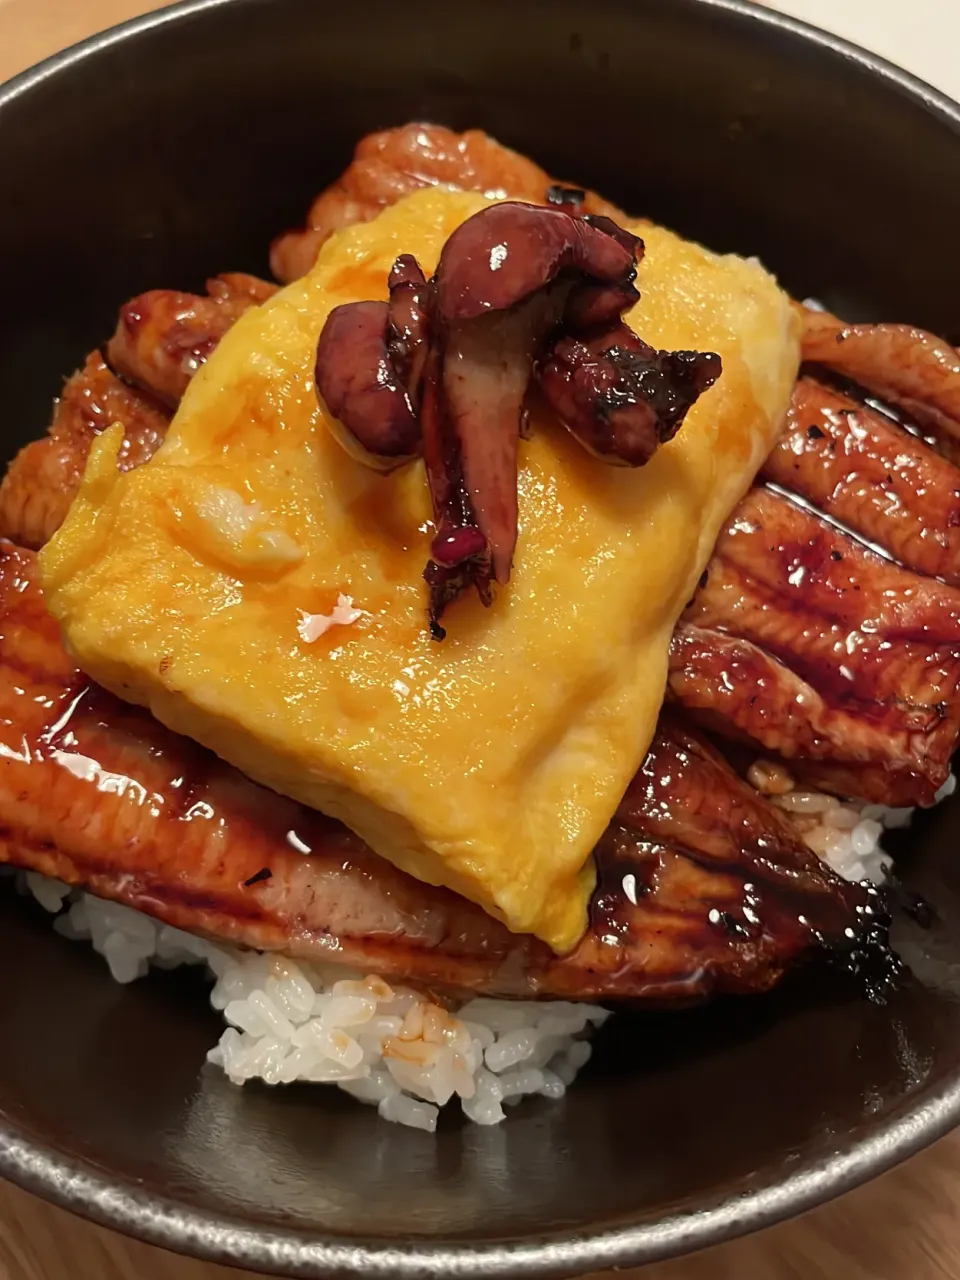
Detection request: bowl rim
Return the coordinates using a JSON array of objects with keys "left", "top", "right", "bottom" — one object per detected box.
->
[{"left": 3, "top": 0, "right": 960, "bottom": 1275}]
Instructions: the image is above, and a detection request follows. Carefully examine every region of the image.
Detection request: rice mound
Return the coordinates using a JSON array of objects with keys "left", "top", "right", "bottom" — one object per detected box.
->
[
  {"left": 19, "top": 872, "right": 606, "bottom": 1131},
  {"left": 8, "top": 770, "right": 953, "bottom": 1129}
]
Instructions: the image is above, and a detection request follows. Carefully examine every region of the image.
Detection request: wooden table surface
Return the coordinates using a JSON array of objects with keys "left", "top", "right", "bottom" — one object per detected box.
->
[{"left": 2, "top": 1, "right": 959, "bottom": 1277}]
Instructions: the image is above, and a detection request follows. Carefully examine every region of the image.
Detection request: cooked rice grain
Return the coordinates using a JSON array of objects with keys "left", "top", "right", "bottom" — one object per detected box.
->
[
  {"left": 17, "top": 875, "right": 606, "bottom": 1130},
  {"left": 757, "top": 765, "right": 957, "bottom": 884},
  {"left": 9, "top": 769, "right": 953, "bottom": 1129}
]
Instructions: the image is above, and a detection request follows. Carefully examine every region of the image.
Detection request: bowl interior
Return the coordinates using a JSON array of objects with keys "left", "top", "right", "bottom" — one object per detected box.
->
[{"left": 3, "top": 0, "right": 960, "bottom": 1275}]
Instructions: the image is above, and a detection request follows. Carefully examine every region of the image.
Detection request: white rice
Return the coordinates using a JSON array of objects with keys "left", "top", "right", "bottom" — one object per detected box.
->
[
  {"left": 8, "top": 766, "right": 953, "bottom": 1129},
  {"left": 747, "top": 758, "right": 956, "bottom": 883},
  {"left": 13, "top": 872, "right": 606, "bottom": 1132}
]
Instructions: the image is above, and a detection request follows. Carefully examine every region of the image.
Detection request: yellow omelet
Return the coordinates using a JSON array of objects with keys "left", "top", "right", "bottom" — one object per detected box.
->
[{"left": 39, "top": 188, "right": 800, "bottom": 952}]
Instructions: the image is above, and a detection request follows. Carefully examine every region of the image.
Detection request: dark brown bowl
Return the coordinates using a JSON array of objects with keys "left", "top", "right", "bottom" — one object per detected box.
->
[{"left": 3, "top": 0, "right": 960, "bottom": 1275}]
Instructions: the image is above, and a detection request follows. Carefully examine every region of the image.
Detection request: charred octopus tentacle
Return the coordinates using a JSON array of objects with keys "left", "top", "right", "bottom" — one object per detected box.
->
[
  {"left": 314, "top": 201, "right": 722, "bottom": 636},
  {"left": 538, "top": 327, "right": 722, "bottom": 467},
  {"left": 313, "top": 256, "right": 434, "bottom": 470}
]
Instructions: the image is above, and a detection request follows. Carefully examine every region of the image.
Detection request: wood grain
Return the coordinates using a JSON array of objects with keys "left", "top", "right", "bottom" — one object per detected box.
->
[{"left": 1, "top": 2, "right": 958, "bottom": 1278}]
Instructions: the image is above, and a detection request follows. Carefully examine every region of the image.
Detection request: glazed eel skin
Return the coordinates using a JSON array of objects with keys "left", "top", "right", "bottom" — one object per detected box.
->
[
  {"left": 0, "top": 542, "right": 876, "bottom": 1000},
  {"left": 0, "top": 124, "right": 957, "bottom": 994},
  {"left": 0, "top": 273, "right": 275, "bottom": 550},
  {"left": 268, "top": 123, "right": 627, "bottom": 283},
  {"left": 6, "top": 124, "right": 960, "bottom": 809}
]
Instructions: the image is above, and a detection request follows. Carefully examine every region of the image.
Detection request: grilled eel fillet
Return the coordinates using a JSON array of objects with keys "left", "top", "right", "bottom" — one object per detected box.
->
[
  {"left": 11, "top": 351, "right": 960, "bottom": 807},
  {"left": 0, "top": 542, "right": 876, "bottom": 999},
  {"left": 0, "top": 274, "right": 276, "bottom": 550},
  {"left": 6, "top": 125, "right": 960, "bottom": 809},
  {"left": 0, "top": 352, "right": 169, "bottom": 552},
  {"left": 268, "top": 123, "right": 627, "bottom": 283}
]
